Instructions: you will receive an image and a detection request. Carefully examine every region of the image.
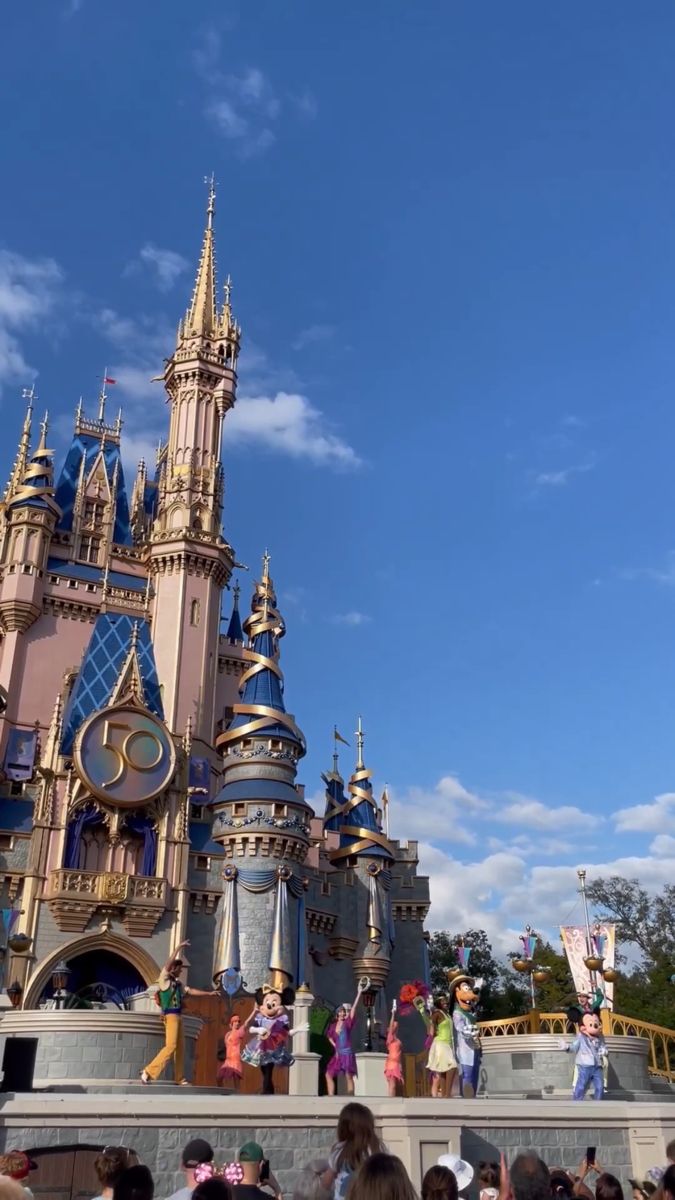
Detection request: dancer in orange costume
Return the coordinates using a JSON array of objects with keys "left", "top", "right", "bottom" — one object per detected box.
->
[
  {"left": 384, "top": 1006, "right": 404, "bottom": 1097},
  {"left": 217, "top": 1011, "right": 255, "bottom": 1088}
]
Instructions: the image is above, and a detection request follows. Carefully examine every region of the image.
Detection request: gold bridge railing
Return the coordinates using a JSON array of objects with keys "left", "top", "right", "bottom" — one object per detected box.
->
[{"left": 403, "top": 1010, "right": 675, "bottom": 1097}]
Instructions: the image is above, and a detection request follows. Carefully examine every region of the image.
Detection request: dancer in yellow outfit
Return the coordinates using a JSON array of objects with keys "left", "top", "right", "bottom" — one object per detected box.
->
[{"left": 140, "top": 940, "right": 214, "bottom": 1085}]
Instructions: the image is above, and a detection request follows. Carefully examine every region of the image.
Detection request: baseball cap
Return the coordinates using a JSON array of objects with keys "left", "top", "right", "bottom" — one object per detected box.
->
[
  {"left": 182, "top": 1139, "right": 214, "bottom": 1168},
  {"left": 239, "top": 1142, "right": 265, "bottom": 1163}
]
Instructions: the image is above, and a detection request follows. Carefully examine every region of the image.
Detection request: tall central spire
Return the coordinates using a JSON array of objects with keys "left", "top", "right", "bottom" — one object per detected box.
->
[{"left": 184, "top": 175, "right": 218, "bottom": 338}]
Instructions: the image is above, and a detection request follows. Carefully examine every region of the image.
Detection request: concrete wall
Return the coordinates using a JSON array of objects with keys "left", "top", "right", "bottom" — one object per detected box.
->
[
  {"left": 0, "top": 1095, "right": 672, "bottom": 1200},
  {"left": 480, "top": 1035, "right": 654, "bottom": 1098}
]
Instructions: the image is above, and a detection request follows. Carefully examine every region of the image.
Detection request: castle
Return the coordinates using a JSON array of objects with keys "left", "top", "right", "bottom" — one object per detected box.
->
[{"left": 0, "top": 185, "right": 429, "bottom": 1062}]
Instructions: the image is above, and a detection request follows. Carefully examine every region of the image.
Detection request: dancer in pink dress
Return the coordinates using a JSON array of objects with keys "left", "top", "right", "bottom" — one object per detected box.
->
[
  {"left": 325, "top": 981, "right": 367, "bottom": 1096},
  {"left": 217, "top": 1011, "right": 255, "bottom": 1088},
  {"left": 384, "top": 1007, "right": 404, "bottom": 1097}
]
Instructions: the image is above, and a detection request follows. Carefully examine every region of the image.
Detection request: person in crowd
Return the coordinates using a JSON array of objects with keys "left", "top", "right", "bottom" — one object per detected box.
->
[
  {"left": 662, "top": 1166, "right": 675, "bottom": 1200},
  {"left": 165, "top": 1138, "right": 214, "bottom": 1200},
  {"left": 321, "top": 1102, "right": 383, "bottom": 1200},
  {"left": 112, "top": 1165, "right": 154, "bottom": 1200},
  {"left": 141, "top": 941, "right": 214, "bottom": 1086},
  {"left": 630, "top": 1180, "right": 656, "bottom": 1200},
  {"left": 192, "top": 1183, "right": 233, "bottom": 1200},
  {"left": 510, "top": 1154, "right": 551, "bottom": 1200},
  {"left": 550, "top": 1171, "right": 574, "bottom": 1200},
  {"left": 595, "top": 1175, "right": 624, "bottom": 1200},
  {"left": 232, "top": 1142, "right": 280, "bottom": 1200},
  {"left": 437, "top": 1156, "right": 474, "bottom": 1196},
  {"left": 0, "top": 1151, "right": 36, "bottom": 1198},
  {"left": 93, "top": 1148, "right": 132, "bottom": 1200},
  {"left": 347, "top": 1154, "right": 417, "bottom": 1200},
  {"left": 291, "top": 1160, "right": 332, "bottom": 1200},
  {"left": 479, "top": 1162, "right": 501, "bottom": 1200},
  {"left": 422, "top": 1165, "right": 459, "bottom": 1200},
  {"left": 0, "top": 1181, "right": 29, "bottom": 1200}
]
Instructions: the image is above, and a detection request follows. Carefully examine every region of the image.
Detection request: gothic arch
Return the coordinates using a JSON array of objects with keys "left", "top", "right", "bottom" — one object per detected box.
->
[{"left": 22, "top": 932, "right": 160, "bottom": 1009}]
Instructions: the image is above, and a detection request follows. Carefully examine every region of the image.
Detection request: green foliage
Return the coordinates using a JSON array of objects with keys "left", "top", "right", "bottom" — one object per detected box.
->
[
  {"left": 586, "top": 876, "right": 675, "bottom": 1028},
  {"left": 428, "top": 928, "right": 571, "bottom": 1019}
]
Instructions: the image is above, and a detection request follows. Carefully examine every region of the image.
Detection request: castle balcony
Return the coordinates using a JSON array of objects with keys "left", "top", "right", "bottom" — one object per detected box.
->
[{"left": 46, "top": 869, "right": 168, "bottom": 937}]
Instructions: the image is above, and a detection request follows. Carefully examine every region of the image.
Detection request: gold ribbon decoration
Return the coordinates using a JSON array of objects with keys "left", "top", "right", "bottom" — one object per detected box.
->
[{"left": 328, "top": 763, "right": 394, "bottom": 863}]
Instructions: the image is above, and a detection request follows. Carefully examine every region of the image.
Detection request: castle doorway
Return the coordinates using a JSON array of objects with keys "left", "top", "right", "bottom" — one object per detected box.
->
[
  {"left": 187, "top": 991, "right": 289, "bottom": 1094},
  {"left": 26, "top": 1144, "right": 102, "bottom": 1200},
  {"left": 37, "top": 949, "right": 147, "bottom": 1009}
]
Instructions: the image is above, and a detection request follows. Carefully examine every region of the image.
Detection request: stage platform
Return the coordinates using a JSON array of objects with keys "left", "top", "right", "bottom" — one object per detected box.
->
[{"left": 0, "top": 1090, "right": 673, "bottom": 1200}]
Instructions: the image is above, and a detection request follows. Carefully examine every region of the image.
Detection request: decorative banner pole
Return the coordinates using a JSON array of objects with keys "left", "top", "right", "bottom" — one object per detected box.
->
[{"left": 512, "top": 925, "right": 551, "bottom": 1012}]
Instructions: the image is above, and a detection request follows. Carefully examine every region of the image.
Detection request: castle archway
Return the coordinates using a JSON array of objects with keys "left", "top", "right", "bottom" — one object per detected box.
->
[{"left": 22, "top": 932, "right": 160, "bottom": 1009}]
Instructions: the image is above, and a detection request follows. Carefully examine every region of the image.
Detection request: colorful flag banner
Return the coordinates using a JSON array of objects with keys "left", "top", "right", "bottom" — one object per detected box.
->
[
  {"left": 593, "top": 930, "right": 606, "bottom": 958},
  {"left": 334, "top": 728, "right": 350, "bottom": 746},
  {"left": 457, "top": 944, "right": 471, "bottom": 970},
  {"left": 0, "top": 909, "right": 18, "bottom": 947},
  {"left": 521, "top": 932, "right": 537, "bottom": 959},
  {"left": 560, "top": 924, "right": 616, "bottom": 1008},
  {"left": 3, "top": 728, "right": 37, "bottom": 781}
]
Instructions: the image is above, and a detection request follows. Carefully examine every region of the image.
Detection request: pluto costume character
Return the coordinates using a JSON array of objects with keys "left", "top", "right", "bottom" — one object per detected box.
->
[
  {"left": 448, "top": 973, "right": 482, "bottom": 1098},
  {"left": 242, "top": 982, "right": 296, "bottom": 1095}
]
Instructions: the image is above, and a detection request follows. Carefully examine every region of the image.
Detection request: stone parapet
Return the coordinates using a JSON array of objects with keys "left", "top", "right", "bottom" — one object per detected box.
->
[{"left": 480, "top": 1033, "right": 653, "bottom": 1098}]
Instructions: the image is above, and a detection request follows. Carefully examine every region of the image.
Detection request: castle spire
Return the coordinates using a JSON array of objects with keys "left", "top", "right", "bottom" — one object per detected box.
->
[
  {"left": 328, "top": 717, "right": 393, "bottom": 863},
  {"left": 225, "top": 579, "right": 243, "bottom": 644},
  {"left": 184, "top": 175, "right": 218, "bottom": 338},
  {"left": 217, "top": 554, "right": 305, "bottom": 756},
  {"left": 3, "top": 387, "right": 35, "bottom": 504},
  {"left": 9, "top": 410, "right": 61, "bottom": 518}
]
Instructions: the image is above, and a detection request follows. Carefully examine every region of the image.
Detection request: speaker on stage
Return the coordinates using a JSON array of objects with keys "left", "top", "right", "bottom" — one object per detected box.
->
[{"left": 1, "top": 1036, "right": 37, "bottom": 1092}]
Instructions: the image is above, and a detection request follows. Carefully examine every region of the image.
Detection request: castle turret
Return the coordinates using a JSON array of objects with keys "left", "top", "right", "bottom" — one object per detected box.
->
[
  {"left": 149, "top": 180, "right": 238, "bottom": 739},
  {"left": 212, "top": 554, "right": 312, "bottom": 990},
  {"left": 0, "top": 413, "right": 61, "bottom": 723}
]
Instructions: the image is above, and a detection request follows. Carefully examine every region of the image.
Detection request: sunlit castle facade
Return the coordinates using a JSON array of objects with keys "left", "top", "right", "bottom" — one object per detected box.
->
[{"left": 0, "top": 186, "right": 429, "bottom": 1050}]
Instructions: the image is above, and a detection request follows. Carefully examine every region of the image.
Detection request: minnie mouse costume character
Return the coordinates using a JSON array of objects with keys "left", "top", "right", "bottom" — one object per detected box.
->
[{"left": 242, "top": 982, "right": 296, "bottom": 1094}]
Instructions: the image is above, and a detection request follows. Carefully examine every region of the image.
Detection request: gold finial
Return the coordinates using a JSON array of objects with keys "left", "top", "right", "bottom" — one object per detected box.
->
[
  {"left": 131, "top": 620, "right": 139, "bottom": 649},
  {"left": 98, "top": 368, "right": 109, "bottom": 422},
  {"left": 36, "top": 410, "right": 49, "bottom": 454},
  {"left": 224, "top": 272, "right": 232, "bottom": 306},
  {"left": 144, "top": 573, "right": 152, "bottom": 614},
  {"left": 76, "top": 396, "right": 83, "bottom": 423},
  {"left": 262, "top": 549, "right": 271, "bottom": 581},
  {"left": 355, "top": 715, "right": 364, "bottom": 769},
  {"left": 205, "top": 173, "right": 216, "bottom": 230},
  {"left": 22, "top": 384, "right": 37, "bottom": 412}
]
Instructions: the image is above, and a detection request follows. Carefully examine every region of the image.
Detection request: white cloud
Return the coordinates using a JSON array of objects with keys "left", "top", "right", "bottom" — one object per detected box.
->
[
  {"left": 388, "top": 775, "right": 489, "bottom": 848},
  {"left": 650, "top": 833, "right": 675, "bottom": 856},
  {"left": 613, "top": 791, "right": 675, "bottom": 835},
  {"left": 292, "top": 324, "right": 335, "bottom": 352},
  {"left": 534, "top": 460, "right": 595, "bottom": 488},
  {"left": 618, "top": 551, "right": 675, "bottom": 586},
  {"left": 126, "top": 244, "right": 189, "bottom": 292},
  {"left": 498, "top": 795, "right": 597, "bottom": 832},
  {"left": 0, "top": 250, "right": 64, "bottom": 394},
  {"left": 226, "top": 392, "right": 361, "bottom": 469},
  {"left": 331, "top": 611, "right": 371, "bottom": 627}
]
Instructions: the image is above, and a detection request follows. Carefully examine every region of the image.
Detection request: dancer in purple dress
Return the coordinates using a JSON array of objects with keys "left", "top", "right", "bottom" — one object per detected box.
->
[{"left": 325, "top": 980, "right": 368, "bottom": 1096}]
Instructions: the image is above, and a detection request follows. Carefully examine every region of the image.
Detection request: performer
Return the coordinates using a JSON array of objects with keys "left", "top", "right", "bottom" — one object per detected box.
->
[
  {"left": 449, "top": 974, "right": 482, "bottom": 1098},
  {"left": 242, "top": 982, "right": 296, "bottom": 1095},
  {"left": 558, "top": 1009, "right": 608, "bottom": 1100},
  {"left": 140, "top": 940, "right": 214, "bottom": 1085},
  {"left": 384, "top": 1005, "right": 404, "bottom": 1097},
  {"left": 217, "top": 1011, "right": 256, "bottom": 1088},
  {"left": 423, "top": 994, "right": 458, "bottom": 1098},
  {"left": 325, "top": 980, "right": 367, "bottom": 1096}
]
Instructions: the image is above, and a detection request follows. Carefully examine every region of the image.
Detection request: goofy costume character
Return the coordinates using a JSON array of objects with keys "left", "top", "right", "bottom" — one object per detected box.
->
[{"left": 448, "top": 973, "right": 482, "bottom": 1098}]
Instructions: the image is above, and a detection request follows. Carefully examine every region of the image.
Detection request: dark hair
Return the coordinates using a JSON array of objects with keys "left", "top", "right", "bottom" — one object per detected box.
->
[
  {"left": 479, "top": 1163, "right": 501, "bottom": 1189},
  {"left": 550, "top": 1172, "right": 574, "bottom": 1200},
  {"left": 661, "top": 1166, "right": 675, "bottom": 1200},
  {"left": 666, "top": 1142, "right": 675, "bottom": 1165},
  {"left": 510, "top": 1154, "right": 551, "bottom": 1200},
  {"left": 192, "top": 1182, "right": 233, "bottom": 1200},
  {"left": 348, "top": 1154, "right": 417, "bottom": 1200},
  {"left": 422, "top": 1165, "right": 459, "bottom": 1200},
  {"left": 335, "top": 1102, "right": 382, "bottom": 1172},
  {"left": 596, "top": 1176, "right": 624, "bottom": 1200},
  {"left": 112, "top": 1164, "right": 154, "bottom": 1200},
  {"left": 95, "top": 1148, "right": 131, "bottom": 1188}
]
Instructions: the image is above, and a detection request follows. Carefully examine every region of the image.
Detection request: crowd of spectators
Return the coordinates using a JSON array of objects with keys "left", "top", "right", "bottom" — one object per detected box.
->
[{"left": 0, "top": 1115, "right": 673, "bottom": 1200}]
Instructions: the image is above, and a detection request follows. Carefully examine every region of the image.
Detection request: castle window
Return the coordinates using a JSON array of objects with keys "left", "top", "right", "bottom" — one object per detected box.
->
[
  {"left": 0, "top": 834, "right": 14, "bottom": 851},
  {"left": 9, "top": 783, "right": 23, "bottom": 798},
  {"left": 67, "top": 580, "right": 78, "bottom": 589},
  {"left": 78, "top": 534, "right": 101, "bottom": 565},
  {"left": 82, "top": 499, "right": 105, "bottom": 527},
  {"left": 321, "top": 879, "right": 331, "bottom": 896},
  {"left": 195, "top": 855, "right": 210, "bottom": 871},
  {"left": 233, "top": 803, "right": 246, "bottom": 817},
  {"left": 190, "top": 598, "right": 200, "bottom": 626},
  {"left": 273, "top": 804, "right": 287, "bottom": 818},
  {"left": 192, "top": 804, "right": 205, "bottom": 820}
]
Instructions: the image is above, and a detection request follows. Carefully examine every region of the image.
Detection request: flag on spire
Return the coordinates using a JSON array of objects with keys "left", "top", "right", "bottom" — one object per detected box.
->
[{"left": 334, "top": 727, "right": 350, "bottom": 746}]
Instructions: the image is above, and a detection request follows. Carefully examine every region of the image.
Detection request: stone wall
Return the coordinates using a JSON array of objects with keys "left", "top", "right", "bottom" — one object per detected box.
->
[
  {"left": 480, "top": 1035, "right": 654, "bottom": 1098},
  {"left": 0, "top": 1094, "right": 671, "bottom": 1200}
]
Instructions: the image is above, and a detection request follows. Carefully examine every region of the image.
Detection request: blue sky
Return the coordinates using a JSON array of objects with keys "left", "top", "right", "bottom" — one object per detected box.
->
[{"left": 2, "top": 0, "right": 675, "bottom": 948}]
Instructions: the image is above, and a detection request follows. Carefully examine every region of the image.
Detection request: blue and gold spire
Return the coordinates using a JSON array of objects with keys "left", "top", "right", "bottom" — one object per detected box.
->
[
  {"left": 225, "top": 580, "right": 244, "bottom": 644},
  {"left": 217, "top": 553, "right": 305, "bottom": 756},
  {"left": 8, "top": 413, "right": 61, "bottom": 519},
  {"left": 328, "top": 718, "right": 393, "bottom": 862}
]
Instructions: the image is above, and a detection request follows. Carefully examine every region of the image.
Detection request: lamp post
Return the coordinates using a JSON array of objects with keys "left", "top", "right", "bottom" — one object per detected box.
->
[
  {"left": 362, "top": 987, "right": 378, "bottom": 1053},
  {"left": 6, "top": 980, "right": 23, "bottom": 1009},
  {"left": 512, "top": 925, "right": 551, "bottom": 1013},
  {"left": 52, "top": 960, "right": 71, "bottom": 1011}
]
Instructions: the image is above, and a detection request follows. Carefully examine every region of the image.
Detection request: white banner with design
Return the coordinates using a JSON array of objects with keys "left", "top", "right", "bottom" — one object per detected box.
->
[{"left": 560, "top": 924, "right": 616, "bottom": 1008}]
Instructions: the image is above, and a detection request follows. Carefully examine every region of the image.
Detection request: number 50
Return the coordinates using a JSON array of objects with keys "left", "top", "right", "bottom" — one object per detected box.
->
[{"left": 101, "top": 720, "right": 164, "bottom": 788}]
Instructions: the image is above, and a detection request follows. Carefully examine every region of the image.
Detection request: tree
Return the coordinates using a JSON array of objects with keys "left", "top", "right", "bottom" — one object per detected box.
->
[
  {"left": 428, "top": 928, "right": 529, "bottom": 1020},
  {"left": 586, "top": 876, "right": 675, "bottom": 1027}
]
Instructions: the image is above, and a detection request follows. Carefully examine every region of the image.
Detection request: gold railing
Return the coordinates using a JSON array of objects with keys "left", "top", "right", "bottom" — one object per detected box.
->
[
  {"left": 403, "top": 1010, "right": 675, "bottom": 1095},
  {"left": 49, "top": 868, "right": 166, "bottom": 907}
]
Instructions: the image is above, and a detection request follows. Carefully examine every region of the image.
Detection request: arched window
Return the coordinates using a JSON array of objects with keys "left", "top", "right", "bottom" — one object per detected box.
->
[{"left": 190, "top": 598, "right": 200, "bottom": 626}]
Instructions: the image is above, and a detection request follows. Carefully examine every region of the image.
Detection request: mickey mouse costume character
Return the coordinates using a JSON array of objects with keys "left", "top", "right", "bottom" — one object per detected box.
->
[
  {"left": 242, "top": 982, "right": 296, "bottom": 1095},
  {"left": 558, "top": 1005, "right": 608, "bottom": 1100},
  {"left": 448, "top": 973, "right": 483, "bottom": 1098}
]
